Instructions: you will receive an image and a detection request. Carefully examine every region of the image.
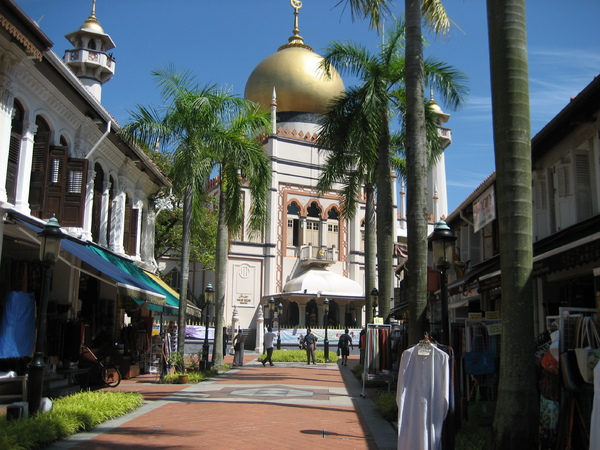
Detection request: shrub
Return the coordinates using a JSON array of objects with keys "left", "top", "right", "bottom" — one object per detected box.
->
[
  {"left": 0, "top": 391, "right": 142, "bottom": 450},
  {"left": 374, "top": 392, "right": 398, "bottom": 422}
]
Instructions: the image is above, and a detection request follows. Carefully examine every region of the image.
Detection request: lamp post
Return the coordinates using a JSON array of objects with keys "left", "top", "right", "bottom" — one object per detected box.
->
[
  {"left": 428, "top": 220, "right": 457, "bottom": 346},
  {"left": 268, "top": 297, "right": 275, "bottom": 328},
  {"left": 370, "top": 287, "right": 379, "bottom": 321},
  {"left": 277, "top": 302, "right": 283, "bottom": 350},
  {"left": 201, "top": 283, "right": 214, "bottom": 370},
  {"left": 323, "top": 298, "right": 330, "bottom": 362},
  {"left": 28, "top": 217, "right": 64, "bottom": 415}
]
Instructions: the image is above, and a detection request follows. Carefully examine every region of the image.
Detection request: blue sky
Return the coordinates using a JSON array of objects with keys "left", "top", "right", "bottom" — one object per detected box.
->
[{"left": 15, "top": 0, "right": 600, "bottom": 213}]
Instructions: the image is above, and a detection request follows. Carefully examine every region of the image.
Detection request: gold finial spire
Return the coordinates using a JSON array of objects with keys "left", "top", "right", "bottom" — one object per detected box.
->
[
  {"left": 279, "top": 0, "right": 313, "bottom": 51},
  {"left": 91, "top": 0, "right": 97, "bottom": 18}
]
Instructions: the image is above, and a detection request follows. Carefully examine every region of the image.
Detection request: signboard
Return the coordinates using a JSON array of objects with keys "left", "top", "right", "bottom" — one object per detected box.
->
[
  {"left": 473, "top": 185, "right": 496, "bottom": 233},
  {"left": 485, "top": 311, "right": 500, "bottom": 320}
]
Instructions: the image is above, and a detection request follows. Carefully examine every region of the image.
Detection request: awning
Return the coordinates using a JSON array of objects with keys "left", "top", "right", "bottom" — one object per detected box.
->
[
  {"left": 144, "top": 271, "right": 202, "bottom": 319},
  {"left": 11, "top": 215, "right": 177, "bottom": 313},
  {"left": 88, "top": 246, "right": 180, "bottom": 310}
]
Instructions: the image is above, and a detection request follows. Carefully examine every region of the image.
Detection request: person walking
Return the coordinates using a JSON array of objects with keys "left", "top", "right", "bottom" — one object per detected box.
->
[
  {"left": 261, "top": 326, "right": 277, "bottom": 366},
  {"left": 232, "top": 329, "right": 245, "bottom": 367},
  {"left": 337, "top": 328, "right": 354, "bottom": 366},
  {"left": 304, "top": 328, "right": 318, "bottom": 365}
]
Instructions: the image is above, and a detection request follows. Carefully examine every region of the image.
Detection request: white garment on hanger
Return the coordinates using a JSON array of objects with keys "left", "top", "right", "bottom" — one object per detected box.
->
[{"left": 396, "top": 344, "right": 449, "bottom": 450}]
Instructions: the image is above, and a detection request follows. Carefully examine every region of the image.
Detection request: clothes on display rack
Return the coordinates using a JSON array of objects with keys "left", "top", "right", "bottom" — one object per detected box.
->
[
  {"left": 396, "top": 341, "right": 450, "bottom": 450},
  {"left": 365, "top": 326, "right": 392, "bottom": 373}
]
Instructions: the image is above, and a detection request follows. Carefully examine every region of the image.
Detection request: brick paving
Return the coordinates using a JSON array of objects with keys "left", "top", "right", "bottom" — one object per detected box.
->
[{"left": 43, "top": 354, "right": 397, "bottom": 449}]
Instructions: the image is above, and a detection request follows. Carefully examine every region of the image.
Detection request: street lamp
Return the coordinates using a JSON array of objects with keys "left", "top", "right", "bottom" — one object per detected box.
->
[
  {"left": 268, "top": 297, "right": 275, "bottom": 328},
  {"left": 370, "top": 287, "right": 379, "bottom": 321},
  {"left": 277, "top": 302, "right": 283, "bottom": 350},
  {"left": 428, "top": 220, "right": 457, "bottom": 345},
  {"left": 28, "top": 216, "right": 64, "bottom": 415},
  {"left": 323, "top": 298, "right": 330, "bottom": 362},
  {"left": 201, "top": 283, "right": 214, "bottom": 370}
]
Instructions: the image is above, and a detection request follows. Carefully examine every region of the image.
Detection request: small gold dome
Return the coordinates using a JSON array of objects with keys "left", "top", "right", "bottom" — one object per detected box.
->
[
  {"left": 244, "top": 46, "right": 345, "bottom": 115},
  {"left": 80, "top": 16, "right": 104, "bottom": 34}
]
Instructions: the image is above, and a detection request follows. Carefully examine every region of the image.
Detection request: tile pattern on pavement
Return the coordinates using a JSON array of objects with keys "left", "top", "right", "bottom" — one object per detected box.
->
[{"left": 42, "top": 354, "right": 397, "bottom": 449}]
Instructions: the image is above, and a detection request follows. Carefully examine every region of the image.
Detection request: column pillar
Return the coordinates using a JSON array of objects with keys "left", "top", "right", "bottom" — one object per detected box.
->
[
  {"left": 0, "top": 76, "right": 15, "bottom": 204},
  {"left": 14, "top": 120, "right": 36, "bottom": 214}
]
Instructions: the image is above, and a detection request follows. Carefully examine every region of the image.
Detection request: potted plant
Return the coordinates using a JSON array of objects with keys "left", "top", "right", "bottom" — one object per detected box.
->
[{"left": 169, "top": 351, "right": 188, "bottom": 383}]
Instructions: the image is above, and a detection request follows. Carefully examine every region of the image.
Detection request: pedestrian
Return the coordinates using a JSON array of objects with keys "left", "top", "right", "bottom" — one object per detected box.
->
[
  {"left": 298, "top": 334, "right": 305, "bottom": 349},
  {"left": 261, "top": 326, "right": 277, "bottom": 366},
  {"left": 359, "top": 327, "right": 366, "bottom": 365},
  {"left": 223, "top": 326, "right": 229, "bottom": 357},
  {"left": 304, "top": 328, "right": 318, "bottom": 365},
  {"left": 232, "top": 329, "right": 245, "bottom": 367},
  {"left": 337, "top": 328, "right": 354, "bottom": 366}
]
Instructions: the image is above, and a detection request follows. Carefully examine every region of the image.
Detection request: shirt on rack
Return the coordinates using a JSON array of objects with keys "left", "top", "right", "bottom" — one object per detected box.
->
[{"left": 396, "top": 343, "right": 450, "bottom": 450}]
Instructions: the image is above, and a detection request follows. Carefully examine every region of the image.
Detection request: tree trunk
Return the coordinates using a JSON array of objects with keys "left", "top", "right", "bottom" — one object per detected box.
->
[
  {"left": 376, "top": 117, "right": 394, "bottom": 321},
  {"left": 405, "top": 0, "right": 430, "bottom": 345},
  {"left": 364, "top": 182, "right": 377, "bottom": 325},
  {"left": 212, "top": 184, "right": 228, "bottom": 368},
  {"left": 177, "top": 184, "right": 193, "bottom": 355},
  {"left": 486, "top": 1, "right": 538, "bottom": 447}
]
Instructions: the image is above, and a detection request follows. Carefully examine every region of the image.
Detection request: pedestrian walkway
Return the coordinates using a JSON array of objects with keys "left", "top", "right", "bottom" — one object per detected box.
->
[{"left": 46, "top": 355, "right": 396, "bottom": 449}]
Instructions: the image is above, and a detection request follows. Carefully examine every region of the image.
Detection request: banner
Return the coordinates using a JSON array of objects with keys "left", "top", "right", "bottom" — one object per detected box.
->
[{"left": 473, "top": 185, "right": 496, "bottom": 233}]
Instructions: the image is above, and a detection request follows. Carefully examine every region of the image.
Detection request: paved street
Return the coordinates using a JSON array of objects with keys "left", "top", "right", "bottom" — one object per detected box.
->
[{"left": 46, "top": 355, "right": 397, "bottom": 449}]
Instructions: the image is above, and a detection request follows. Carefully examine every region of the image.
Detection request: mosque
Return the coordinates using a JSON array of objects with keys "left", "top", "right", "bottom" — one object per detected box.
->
[{"left": 186, "top": 1, "right": 454, "bottom": 339}]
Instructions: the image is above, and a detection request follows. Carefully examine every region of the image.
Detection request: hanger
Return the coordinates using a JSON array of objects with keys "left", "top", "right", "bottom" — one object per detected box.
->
[{"left": 417, "top": 333, "right": 433, "bottom": 355}]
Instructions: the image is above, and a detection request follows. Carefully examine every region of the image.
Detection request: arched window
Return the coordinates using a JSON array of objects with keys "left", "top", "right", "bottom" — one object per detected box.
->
[
  {"left": 305, "top": 201, "right": 321, "bottom": 246},
  {"left": 286, "top": 201, "right": 301, "bottom": 247},
  {"left": 327, "top": 207, "right": 340, "bottom": 251},
  {"left": 28, "top": 117, "right": 50, "bottom": 217},
  {"left": 6, "top": 100, "right": 24, "bottom": 205}
]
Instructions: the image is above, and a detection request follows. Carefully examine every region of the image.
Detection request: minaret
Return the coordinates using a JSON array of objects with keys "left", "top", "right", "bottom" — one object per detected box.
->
[
  {"left": 427, "top": 88, "right": 451, "bottom": 221},
  {"left": 64, "top": 0, "right": 116, "bottom": 101}
]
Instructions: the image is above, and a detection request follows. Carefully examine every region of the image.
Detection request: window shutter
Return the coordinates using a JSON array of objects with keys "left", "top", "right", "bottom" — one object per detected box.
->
[
  {"left": 61, "top": 157, "right": 88, "bottom": 227},
  {"left": 28, "top": 130, "right": 50, "bottom": 217}
]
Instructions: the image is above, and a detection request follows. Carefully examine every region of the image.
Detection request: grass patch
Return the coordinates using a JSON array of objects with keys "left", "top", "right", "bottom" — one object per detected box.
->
[
  {"left": 161, "top": 367, "right": 222, "bottom": 384},
  {"left": 266, "top": 349, "right": 339, "bottom": 363},
  {"left": 0, "top": 390, "right": 143, "bottom": 450}
]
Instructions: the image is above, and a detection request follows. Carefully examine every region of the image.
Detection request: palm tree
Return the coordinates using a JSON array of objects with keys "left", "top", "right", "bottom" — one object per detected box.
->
[
  {"left": 319, "top": 19, "right": 466, "bottom": 322},
  {"left": 209, "top": 101, "right": 272, "bottom": 368},
  {"left": 486, "top": 0, "right": 537, "bottom": 446},
  {"left": 121, "top": 67, "right": 271, "bottom": 365}
]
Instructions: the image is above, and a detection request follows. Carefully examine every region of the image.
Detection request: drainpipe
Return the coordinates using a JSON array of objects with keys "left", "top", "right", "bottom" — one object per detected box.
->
[{"left": 85, "top": 120, "right": 111, "bottom": 159}]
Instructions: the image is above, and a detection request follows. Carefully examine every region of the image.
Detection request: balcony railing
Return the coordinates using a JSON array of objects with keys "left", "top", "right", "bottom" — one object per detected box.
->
[{"left": 299, "top": 244, "right": 338, "bottom": 266}]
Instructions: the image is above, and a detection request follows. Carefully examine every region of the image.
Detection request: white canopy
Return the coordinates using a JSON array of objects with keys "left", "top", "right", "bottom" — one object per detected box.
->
[{"left": 282, "top": 268, "right": 363, "bottom": 298}]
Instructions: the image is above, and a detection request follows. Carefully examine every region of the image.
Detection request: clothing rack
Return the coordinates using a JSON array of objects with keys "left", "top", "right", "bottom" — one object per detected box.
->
[{"left": 361, "top": 323, "right": 393, "bottom": 398}]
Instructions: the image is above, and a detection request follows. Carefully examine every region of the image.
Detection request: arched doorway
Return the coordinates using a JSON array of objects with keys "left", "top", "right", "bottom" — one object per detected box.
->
[{"left": 306, "top": 299, "right": 318, "bottom": 328}]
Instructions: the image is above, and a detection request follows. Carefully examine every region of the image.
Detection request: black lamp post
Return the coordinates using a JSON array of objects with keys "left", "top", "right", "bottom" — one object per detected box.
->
[
  {"left": 323, "top": 298, "right": 330, "bottom": 362},
  {"left": 370, "top": 287, "right": 379, "bottom": 321},
  {"left": 28, "top": 216, "right": 64, "bottom": 415},
  {"left": 201, "top": 283, "right": 214, "bottom": 370},
  {"left": 428, "top": 220, "right": 457, "bottom": 346},
  {"left": 277, "top": 302, "right": 283, "bottom": 350},
  {"left": 268, "top": 297, "right": 275, "bottom": 328}
]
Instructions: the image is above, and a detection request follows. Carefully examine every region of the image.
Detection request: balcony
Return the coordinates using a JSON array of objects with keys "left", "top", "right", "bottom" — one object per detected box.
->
[{"left": 299, "top": 244, "right": 338, "bottom": 267}]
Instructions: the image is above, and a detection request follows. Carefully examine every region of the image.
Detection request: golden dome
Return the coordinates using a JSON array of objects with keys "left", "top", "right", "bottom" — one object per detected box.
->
[
  {"left": 244, "top": 46, "right": 345, "bottom": 115},
  {"left": 80, "top": 16, "right": 104, "bottom": 34},
  {"left": 244, "top": 0, "right": 344, "bottom": 115}
]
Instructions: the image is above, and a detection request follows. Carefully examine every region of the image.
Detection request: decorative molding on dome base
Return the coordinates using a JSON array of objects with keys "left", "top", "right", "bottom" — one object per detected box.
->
[{"left": 276, "top": 126, "right": 318, "bottom": 143}]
